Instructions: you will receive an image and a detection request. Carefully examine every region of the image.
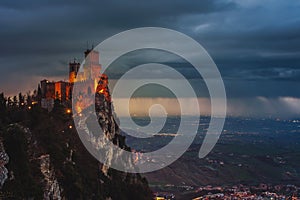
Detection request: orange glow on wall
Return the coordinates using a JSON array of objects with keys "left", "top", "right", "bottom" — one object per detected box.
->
[{"left": 55, "top": 82, "right": 61, "bottom": 99}]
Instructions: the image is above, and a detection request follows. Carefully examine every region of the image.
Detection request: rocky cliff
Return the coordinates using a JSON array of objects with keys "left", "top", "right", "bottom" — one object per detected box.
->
[{"left": 0, "top": 91, "right": 152, "bottom": 199}]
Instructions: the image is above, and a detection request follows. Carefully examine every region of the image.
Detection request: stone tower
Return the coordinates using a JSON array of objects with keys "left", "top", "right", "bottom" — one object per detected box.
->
[
  {"left": 69, "top": 60, "right": 80, "bottom": 83},
  {"left": 83, "top": 49, "right": 102, "bottom": 80}
]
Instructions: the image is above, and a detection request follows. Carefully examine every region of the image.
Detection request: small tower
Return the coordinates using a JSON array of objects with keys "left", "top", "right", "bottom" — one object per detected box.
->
[
  {"left": 69, "top": 59, "right": 80, "bottom": 83},
  {"left": 83, "top": 48, "right": 101, "bottom": 81}
]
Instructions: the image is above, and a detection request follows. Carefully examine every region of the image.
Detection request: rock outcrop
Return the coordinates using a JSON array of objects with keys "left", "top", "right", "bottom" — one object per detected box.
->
[
  {"left": 0, "top": 76, "right": 152, "bottom": 199},
  {"left": 39, "top": 154, "right": 62, "bottom": 200},
  {"left": 0, "top": 139, "right": 9, "bottom": 188}
]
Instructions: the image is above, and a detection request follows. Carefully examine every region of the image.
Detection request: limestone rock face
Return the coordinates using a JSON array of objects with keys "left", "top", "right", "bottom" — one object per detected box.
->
[
  {"left": 72, "top": 77, "right": 152, "bottom": 199},
  {"left": 75, "top": 76, "right": 137, "bottom": 175},
  {"left": 0, "top": 77, "right": 152, "bottom": 199},
  {"left": 0, "top": 140, "right": 9, "bottom": 188},
  {"left": 95, "top": 90, "right": 136, "bottom": 175},
  {"left": 39, "top": 154, "right": 62, "bottom": 200}
]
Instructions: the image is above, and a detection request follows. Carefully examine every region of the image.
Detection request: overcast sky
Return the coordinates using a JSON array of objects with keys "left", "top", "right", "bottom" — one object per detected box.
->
[{"left": 1, "top": 0, "right": 300, "bottom": 117}]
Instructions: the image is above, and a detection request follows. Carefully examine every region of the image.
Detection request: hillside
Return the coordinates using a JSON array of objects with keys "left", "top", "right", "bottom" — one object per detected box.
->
[{"left": 0, "top": 94, "right": 152, "bottom": 199}]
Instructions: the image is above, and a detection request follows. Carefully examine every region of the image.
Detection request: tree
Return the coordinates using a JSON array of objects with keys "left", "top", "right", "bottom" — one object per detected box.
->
[
  {"left": 13, "top": 95, "right": 18, "bottom": 108},
  {"left": 37, "top": 84, "right": 42, "bottom": 97},
  {"left": 7, "top": 97, "right": 13, "bottom": 108},
  {"left": 26, "top": 91, "right": 32, "bottom": 105},
  {"left": 32, "top": 89, "right": 37, "bottom": 101},
  {"left": 37, "top": 84, "right": 42, "bottom": 104},
  {"left": 55, "top": 91, "right": 60, "bottom": 101},
  {"left": 0, "top": 92, "right": 7, "bottom": 111},
  {"left": 18, "top": 92, "right": 25, "bottom": 108}
]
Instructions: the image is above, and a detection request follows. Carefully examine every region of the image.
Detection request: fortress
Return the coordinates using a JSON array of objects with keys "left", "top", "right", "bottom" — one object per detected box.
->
[{"left": 39, "top": 48, "right": 109, "bottom": 111}]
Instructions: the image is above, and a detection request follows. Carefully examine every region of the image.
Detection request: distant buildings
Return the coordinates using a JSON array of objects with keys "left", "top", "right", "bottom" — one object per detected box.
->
[
  {"left": 39, "top": 79, "right": 71, "bottom": 111},
  {"left": 39, "top": 48, "right": 102, "bottom": 111}
]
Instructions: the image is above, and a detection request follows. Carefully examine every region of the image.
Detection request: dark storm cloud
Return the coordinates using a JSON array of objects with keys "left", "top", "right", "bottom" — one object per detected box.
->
[
  {"left": 0, "top": 0, "right": 234, "bottom": 57},
  {"left": 178, "top": 1, "right": 300, "bottom": 73},
  {"left": 0, "top": 0, "right": 300, "bottom": 100}
]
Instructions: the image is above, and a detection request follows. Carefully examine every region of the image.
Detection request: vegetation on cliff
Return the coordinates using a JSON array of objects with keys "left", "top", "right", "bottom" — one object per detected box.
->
[{"left": 0, "top": 92, "right": 152, "bottom": 199}]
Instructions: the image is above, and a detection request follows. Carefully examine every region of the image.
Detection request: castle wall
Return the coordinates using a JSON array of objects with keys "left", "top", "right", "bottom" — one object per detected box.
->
[{"left": 39, "top": 49, "right": 102, "bottom": 111}]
